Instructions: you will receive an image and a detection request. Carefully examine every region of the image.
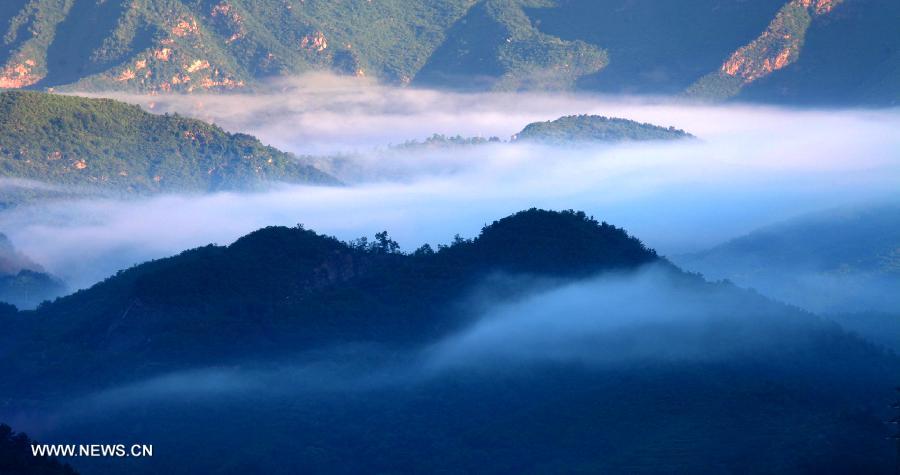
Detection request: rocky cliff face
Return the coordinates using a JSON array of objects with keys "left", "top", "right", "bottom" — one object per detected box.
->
[
  {"left": 686, "top": 0, "right": 844, "bottom": 99},
  {"left": 719, "top": 0, "right": 843, "bottom": 84},
  {"left": 0, "top": 0, "right": 475, "bottom": 93}
]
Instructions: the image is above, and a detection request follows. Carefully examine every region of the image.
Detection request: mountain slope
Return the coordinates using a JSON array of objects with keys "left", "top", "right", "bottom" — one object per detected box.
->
[
  {"left": 1, "top": 0, "right": 894, "bottom": 104},
  {"left": 527, "top": 0, "right": 787, "bottom": 94},
  {"left": 513, "top": 115, "right": 693, "bottom": 143},
  {"left": 0, "top": 90, "right": 336, "bottom": 193},
  {"left": 2, "top": 209, "right": 898, "bottom": 474},
  {"left": 685, "top": 0, "right": 846, "bottom": 100},
  {"left": 2, "top": 209, "right": 657, "bottom": 392},
  {"left": 738, "top": 0, "right": 900, "bottom": 105},
  {"left": 0, "top": 232, "right": 64, "bottom": 309},
  {"left": 676, "top": 203, "right": 900, "bottom": 314},
  {"left": 414, "top": 0, "right": 607, "bottom": 90},
  {"left": 0, "top": 0, "right": 474, "bottom": 92}
]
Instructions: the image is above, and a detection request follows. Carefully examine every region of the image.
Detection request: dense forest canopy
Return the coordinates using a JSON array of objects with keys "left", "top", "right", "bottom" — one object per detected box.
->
[
  {"left": 513, "top": 115, "right": 693, "bottom": 143},
  {"left": 0, "top": 0, "right": 896, "bottom": 105},
  {"left": 0, "top": 90, "right": 337, "bottom": 194},
  {"left": 1, "top": 209, "right": 898, "bottom": 474}
]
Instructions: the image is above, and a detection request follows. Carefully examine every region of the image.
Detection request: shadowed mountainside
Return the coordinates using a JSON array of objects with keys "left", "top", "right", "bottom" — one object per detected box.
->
[
  {"left": 0, "top": 232, "right": 64, "bottom": 309},
  {"left": 1, "top": 209, "right": 898, "bottom": 474}
]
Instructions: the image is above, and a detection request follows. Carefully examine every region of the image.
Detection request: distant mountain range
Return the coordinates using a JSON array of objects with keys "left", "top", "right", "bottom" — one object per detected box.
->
[
  {"left": 396, "top": 115, "right": 692, "bottom": 149},
  {"left": 676, "top": 203, "right": 900, "bottom": 314},
  {"left": 675, "top": 203, "right": 900, "bottom": 352},
  {"left": 0, "top": 0, "right": 896, "bottom": 105},
  {"left": 0, "top": 91, "right": 692, "bottom": 193},
  {"left": 2, "top": 209, "right": 897, "bottom": 473}
]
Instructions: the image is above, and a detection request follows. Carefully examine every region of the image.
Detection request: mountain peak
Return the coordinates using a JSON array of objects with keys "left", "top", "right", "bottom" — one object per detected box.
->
[
  {"left": 472, "top": 208, "right": 658, "bottom": 275},
  {"left": 3, "top": 209, "right": 658, "bottom": 391},
  {"left": 513, "top": 115, "right": 693, "bottom": 143}
]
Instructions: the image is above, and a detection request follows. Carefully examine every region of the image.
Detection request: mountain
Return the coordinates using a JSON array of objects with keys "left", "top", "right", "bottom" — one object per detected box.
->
[
  {"left": 513, "top": 115, "right": 693, "bottom": 143},
  {"left": 0, "top": 270, "right": 63, "bottom": 310},
  {"left": 729, "top": 0, "right": 900, "bottom": 105},
  {"left": 414, "top": 0, "right": 608, "bottom": 91},
  {"left": 308, "top": 115, "right": 693, "bottom": 183},
  {"left": 1, "top": 0, "right": 895, "bottom": 105},
  {"left": 2, "top": 209, "right": 898, "bottom": 474},
  {"left": 395, "top": 115, "right": 692, "bottom": 148},
  {"left": 0, "top": 232, "right": 64, "bottom": 309},
  {"left": 1, "top": 208, "right": 659, "bottom": 393},
  {"left": 0, "top": 0, "right": 474, "bottom": 91},
  {"left": 0, "top": 90, "right": 336, "bottom": 194},
  {"left": 676, "top": 203, "right": 900, "bottom": 314},
  {"left": 675, "top": 203, "right": 900, "bottom": 355}
]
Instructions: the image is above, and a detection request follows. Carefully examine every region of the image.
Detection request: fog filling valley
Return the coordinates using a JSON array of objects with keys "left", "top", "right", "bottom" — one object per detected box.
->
[
  {"left": 2, "top": 76, "right": 900, "bottom": 474},
  {"left": 2, "top": 76, "right": 899, "bottom": 297},
  {"left": 5, "top": 265, "right": 839, "bottom": 431}
]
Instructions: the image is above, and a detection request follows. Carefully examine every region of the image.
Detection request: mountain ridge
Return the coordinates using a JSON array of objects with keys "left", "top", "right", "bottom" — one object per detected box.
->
[
  {"left": 0, "top": 0, "right": 895, "bottom": 105},
  {"left": 2, "top": 208, "right": 660, "bottom": 394},
  {"left": 2, "top": 209, "right": 898, "bottom": 474},
  {"left": 0, "top": 90, "right": 337, "bottom": 194}
]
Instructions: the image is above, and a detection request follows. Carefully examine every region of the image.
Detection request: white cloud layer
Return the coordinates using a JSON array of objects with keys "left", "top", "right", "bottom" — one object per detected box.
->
[{"left": 1, "top": 75, "right": 897, "bottom": 291}]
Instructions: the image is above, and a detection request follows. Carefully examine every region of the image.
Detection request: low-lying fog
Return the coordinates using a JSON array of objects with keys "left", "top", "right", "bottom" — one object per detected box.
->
[
  {"left": 3, "top": 75, "right": 900, "bottom": 297},
  {"left": 12, "top": 265, "right": 820, "bottom": 423}
]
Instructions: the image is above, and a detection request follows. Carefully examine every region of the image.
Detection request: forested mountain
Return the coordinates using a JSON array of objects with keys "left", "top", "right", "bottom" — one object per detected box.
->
[
  {"left": 733, "top": 0, "right": 900, "bottom": 105},
  {"left": 0, "top": 0, "right": 895, "bottom": 104},
  {"left": 0, "top": 90, "right": 336, "bottom": 193},
  {"left": 394, "top": 115, "right": 691, "bottom": 149},
  {"left": 1, "top": 209, "right": 898, "bottom": 474},
  {"left": 513, "top": 115, "right": 693, "bottom": 143},
  {"left": 1, "top": 209, "right": 660, "bottom": 393}
]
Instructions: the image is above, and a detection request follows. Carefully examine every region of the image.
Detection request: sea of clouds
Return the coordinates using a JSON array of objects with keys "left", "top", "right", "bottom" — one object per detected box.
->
[{"left": 0, "top": 74, "right": 897, "bottom": 293}]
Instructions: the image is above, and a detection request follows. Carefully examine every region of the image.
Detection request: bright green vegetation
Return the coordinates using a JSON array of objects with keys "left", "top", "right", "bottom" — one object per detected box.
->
[
  {"left": 0, "top": 0, "right": 478, "bottom": 91},
  {"left": 0, "top": 0, "right": 606, "bottom": 93},
  {"left": 0, "top": 90, "right": 336, "bottom": 193},
  {"left": 0, "top": 0, "right": 895, "bottom": 104},
  {"left": 416, "top": 0, "right": 607, "bottom": 90},
  {"left": 514, "top": 115, "right": 693, "bottom": 143}
]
